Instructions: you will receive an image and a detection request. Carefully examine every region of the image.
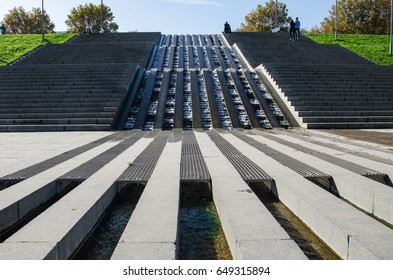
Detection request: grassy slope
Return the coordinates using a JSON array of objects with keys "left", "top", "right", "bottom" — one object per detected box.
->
[
  {"left": 0, "top": 34, "right": 75, "bottom": 66},
  {"left": 306, "top": 34, "right": 393, "bottom": 66}
]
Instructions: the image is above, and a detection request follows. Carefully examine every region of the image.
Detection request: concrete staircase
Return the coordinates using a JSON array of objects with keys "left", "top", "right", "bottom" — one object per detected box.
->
[
  {"left": 224, "top": 32, "right": 393, "bottom": 129},
  {"left": 0, "top": 33, "right": 160, "bottom": 132}
]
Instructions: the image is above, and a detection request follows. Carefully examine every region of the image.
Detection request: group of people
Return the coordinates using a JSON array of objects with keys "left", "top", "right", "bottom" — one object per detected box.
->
[
  {"left": 289, "top": 17, "right": 301, "bottom": 40},
  {"left": 84, "top": 22, "right": 105, "bottom": 35},
  {"left": 223, "top": 18, "right": 300, "bottom": 39}
]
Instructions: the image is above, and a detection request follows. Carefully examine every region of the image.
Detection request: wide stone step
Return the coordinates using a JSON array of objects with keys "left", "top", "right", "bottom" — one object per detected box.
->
[
  {"left": 291, "top": 99, "right": 393, "bottom": 107},
  {"left": 0, "top": 124, "right": 112, "bottom": 132},
  {"left": 0, "top": 93, "right": 125, "bottom": 101},
  {"left": 302, "top": 116, "right": 393, "bottom": 123},
  {"left": 298, "top": 110, "right": 393, "bottom": 117},
  {"left": 288, "top": 97, "right": 393, "bottom": 103},
  {"left": 294, "top": 105, "right": 393, "bottom": 111},
  {"left": 0, "top": 118, "right": 114, "bottom": 125},
  {"left": 0, "top": 97, "right": 122, "bottom": 105},
  {"left": 0, "top": 107, "right": 118, "bottom": 114},
  {"left": 0, "top": 112, "right": 116, "bottom": 119},
  {"left": 305, "top": 122, "right": 393, "bottom": 129},
  {"left": 0, "top": 101, "right": 120, "bottom": 109}
]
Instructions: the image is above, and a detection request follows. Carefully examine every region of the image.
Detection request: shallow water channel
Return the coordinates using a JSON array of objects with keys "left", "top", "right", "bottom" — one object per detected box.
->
[
  {"left": 72, "top": 182, "right": 231, "bottom": 260},
  {"left": 178, "top": 183, "right": 232, "bottom": 260},
  {"left": 73, "top": 185, "right": 144, "bottom": 260}
]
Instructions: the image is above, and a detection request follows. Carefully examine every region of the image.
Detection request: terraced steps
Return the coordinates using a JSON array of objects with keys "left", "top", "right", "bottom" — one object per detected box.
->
[
  {"left": 0, "top": 33, "right": 161, "bottom": 132},
  {"left": 224, "top": 32, "right": 393, "bottom": 129}
]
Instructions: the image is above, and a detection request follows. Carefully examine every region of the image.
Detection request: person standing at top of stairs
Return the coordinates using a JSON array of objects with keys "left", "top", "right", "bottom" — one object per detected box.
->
[
  {"left": 224, "top": 21, "right": 232, "bottom": 33},
  {"left": 295, "top": 17, "right": 301, "bottom": 40},
  {"left": 289, "top": 19, "right": 296, "bottom": 41}
]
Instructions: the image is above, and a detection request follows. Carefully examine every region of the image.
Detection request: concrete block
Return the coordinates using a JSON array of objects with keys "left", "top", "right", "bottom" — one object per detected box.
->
[
  {"left": 0, "top": 203, "right": 19, "bottom": 233},
  {"left": 112, "top": 140, "right": 181, "bottom": 259},
  {"left": 0, "top": 242, "right": 58, "bottom": 260},
  {"left": 237, "top": 240, "right": 308, "bottom": 260},
  {"left": 111, "top": 243, "right": 176, "bottom": 260},
  {"left": 348, "top": 234, "right": 393, "bottom": 260},
  {"left": 119, "top": 199, "right": 179, "bottom": 243}
]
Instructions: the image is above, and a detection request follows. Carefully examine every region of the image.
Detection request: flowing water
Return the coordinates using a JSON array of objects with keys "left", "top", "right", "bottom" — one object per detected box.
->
[
  {"left": 249, "top": 182, "right": 340, "bottom": 260},
  {"left": 72, "top": 184, "right": 144, "bottom": 260},
  {"left": 178, "top": 183, "right": 232, "bottom": 260}
]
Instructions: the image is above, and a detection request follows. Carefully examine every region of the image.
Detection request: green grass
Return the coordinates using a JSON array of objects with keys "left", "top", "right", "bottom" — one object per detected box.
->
[
  {"left": 306, "top": 34, "right": 393, "bottom": 66},
  {"left": 0, "top": 34, "right": 76, "bottom": 66}
]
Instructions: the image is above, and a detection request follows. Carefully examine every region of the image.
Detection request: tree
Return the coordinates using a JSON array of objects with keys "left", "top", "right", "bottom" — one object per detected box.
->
[
  {"left": 65, "top": 3, "right": 119, "bottom": 33},
  {"left": 320, "top": 0, "right": 391, "bottom": 34},
  {"left": 237, "top": 0, "right": 289, "bottom": 32},
  {"left": 2, "top": 6, "right": 55, "bottom": 34}
]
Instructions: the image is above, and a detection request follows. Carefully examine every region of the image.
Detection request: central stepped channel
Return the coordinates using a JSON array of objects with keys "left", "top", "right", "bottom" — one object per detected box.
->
[{"left": 123, "top": 34, "right": 289, "bottom": 131}]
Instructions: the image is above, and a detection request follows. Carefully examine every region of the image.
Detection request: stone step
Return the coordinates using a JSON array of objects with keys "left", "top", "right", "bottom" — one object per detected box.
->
[
  {"left": 305, "top": 122, "right": 393, "bottom": 129},
  {"left": 0, "top": 112, "right": 116, "bottom": 119},
  {"left": 0, "top": 97, "right": 123, "bottom": 105},
  {"left": 295, "top": 105, "right": 393, "bottom": 111},
  {"left": 302, "top": 116, "right": 393, "bottom": 123},
  {"left": 286, "top": 95, "right": 393, "bottom": 102},
  {"left": 0, "top": 124, "right": 112, "bottom": 132},
  {"left": 298, "top": 110, "right": 393, "bottom": 117},
  {"left": 0, "top": 118, "right": 114, "bottom": 125},
  {"left": 291, "top": 100, "right": 393, "bottom": 107},
  {"left": 0, "top": 101, "right": 121, "bottom": 109},
  {"left": 0, "top": 107, "right": 118, "bottom": 114}
]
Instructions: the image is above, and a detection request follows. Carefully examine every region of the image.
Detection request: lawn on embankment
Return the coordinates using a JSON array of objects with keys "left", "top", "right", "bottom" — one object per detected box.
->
[
  {"left": 0, "top": 34, "right": 75, "bottom": 66},
  {"left": 306, "top": 34, "right": 393, "bottom": 66}
]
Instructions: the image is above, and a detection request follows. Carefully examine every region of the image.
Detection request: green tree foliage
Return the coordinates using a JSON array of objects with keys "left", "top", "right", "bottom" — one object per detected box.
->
[
  {"left": 320, "top": 0, "right": 391, "bottom": 34},
  {"left": 237, "top": 0, "right": 289, "bottom": 32},
  {"left": 65, "top": 3, "right": 119, "bottom": 33},
  {"left": 2, "top": 6, "right": 55, "bottom": 34}
]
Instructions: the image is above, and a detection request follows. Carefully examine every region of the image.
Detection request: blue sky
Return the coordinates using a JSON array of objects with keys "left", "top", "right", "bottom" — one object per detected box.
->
[{"left": 1, "top": 0, "right": 334, "bottom": 33}]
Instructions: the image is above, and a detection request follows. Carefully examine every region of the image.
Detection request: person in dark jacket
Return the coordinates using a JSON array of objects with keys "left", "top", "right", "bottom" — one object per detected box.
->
[
  {"left": 289, "top": 19, "right": 296, "bottom": 40},
  {"left": 224, "top": 21, "right": 231, "bottom": 33},
  {"left": 0, "top": 23, "right": 6, "bottom": 35}
]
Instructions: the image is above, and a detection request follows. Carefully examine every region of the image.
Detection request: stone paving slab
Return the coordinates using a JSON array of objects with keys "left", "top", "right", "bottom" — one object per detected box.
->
[
  {"left": 0, "top": 134, "right": 153, "bottom": 260},
  {"left": 0, "top": 132, "right": 112, "bottom": 177},
  {"left": 111, "top": 243, "right": 176, "bottom": 260},
  {"left": 296, "top": 130, "right": 393, "bottom": 162},
  {"left": 249, "top": 132, "right": 393, "bottom": 225},
  {"left": 223, "top": 131, "right": 393, "bottom": 259},
  {"left": 111, "top": 138, "right": 180, "bottom": 260},
  {"left": 0, "top": 141, "right": 121, "bottom": 233},
  {"left": 267, "top": 131, "right": 393, "bottom": 180},
  {"left": 0, "top": 242, "right": 58, "bottom": 260},
  {"left": 194, "top": 131, "right": 307, "bottom": 260}
]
